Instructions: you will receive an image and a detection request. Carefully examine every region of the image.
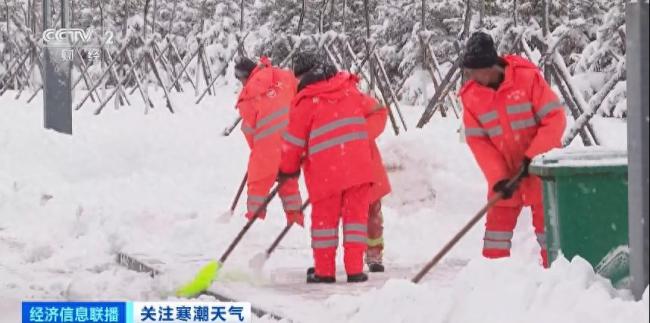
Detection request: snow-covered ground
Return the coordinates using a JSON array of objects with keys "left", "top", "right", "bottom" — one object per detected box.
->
[{"left": 0, "top": 83, "right": 647, "bottom": 322}]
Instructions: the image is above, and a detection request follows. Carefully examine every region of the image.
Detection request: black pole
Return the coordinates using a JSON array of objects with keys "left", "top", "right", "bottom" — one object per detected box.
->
[
  {"left": 229, "top": 173, "right": 248, "bottom": 214},
  {"left": 265, "top": 200, "right": 311, "bottom": 256},
  {"left": 42, "top": 0, "right": 73, "bottom": 135},
  {"left": 218, "top": 183, "right": 281, "bottom": 264}
]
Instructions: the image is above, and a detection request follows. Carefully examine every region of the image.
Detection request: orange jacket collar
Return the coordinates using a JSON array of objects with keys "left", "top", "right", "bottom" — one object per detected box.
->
[
  {"left": 294, "top": 72, "right": 360, "bottom": 104},
  {"left": 461, "top": 55, "right": 540, "bottom": 95}
]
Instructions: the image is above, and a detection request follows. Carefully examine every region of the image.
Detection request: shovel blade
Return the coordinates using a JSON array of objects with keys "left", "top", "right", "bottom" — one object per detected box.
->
[
  {"left": 175, "top": 260, "right": 221, "bottom": 298},
  {"left": 216, "top": 209, "right": 234, "bottom": 223},
  {"left": 248, "top": 252, "right": 268, "bottom": 272}
]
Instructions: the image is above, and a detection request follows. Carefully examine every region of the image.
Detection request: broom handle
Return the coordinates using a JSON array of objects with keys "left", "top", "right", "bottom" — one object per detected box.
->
[
  {"left": 265, "top": 199, "right": 311, "bottom": 256},
  {"left": 223, "top": 117, "right": 242, "bottom": 136},
  {"left": 229, "top": 173, "right": 248, "bottom": 214},
  {"left": 219, "top": 182, "right": 282, "bottom": 264},
  {"left": 411, "top": 193, "right": 502, "bottom": 283},
  {"left": 411, "top": 168, "right": 526, "bottom": 284}
]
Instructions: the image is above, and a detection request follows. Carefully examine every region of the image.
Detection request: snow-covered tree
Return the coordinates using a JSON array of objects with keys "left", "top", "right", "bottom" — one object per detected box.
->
[{"left": 0, "top": 0, "right": 630, "bottom": 117}]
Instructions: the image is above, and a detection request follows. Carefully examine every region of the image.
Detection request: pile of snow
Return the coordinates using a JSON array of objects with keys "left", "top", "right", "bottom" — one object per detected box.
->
[
  {"left": 327, "top": 256, "right": 648, "bottom": 323},
  {"left": 0, "top": 86, "right": 249, "bottom": 321}
]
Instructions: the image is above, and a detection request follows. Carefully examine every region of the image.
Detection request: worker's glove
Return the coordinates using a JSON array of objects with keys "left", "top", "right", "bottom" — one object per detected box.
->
[
  {"left": 521, "top": 157, "right": 532, "bottom": 178},
  {"left": 277, "top": 170, "right": 300, "bottom": 182},
  {"left": 286, "top": 211, "right": 305, "bottom": 227},
  {"left": 493, "top": 179, "right": 519, "bottom": 200}
]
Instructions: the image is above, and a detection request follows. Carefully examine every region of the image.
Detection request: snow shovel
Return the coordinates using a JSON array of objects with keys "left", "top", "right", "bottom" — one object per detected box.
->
[
  {"left": 222, "top": 117, "right": 242, "bottom": 136},
  {"left": 217, "top": 172, "right": 248, "bottom": 222},
  {"left": 249, "top": 199, "right": 311, "bottom": 270},
  {"left": 411, "top": 168, "right": 527, "bottom": 284},
  {"left": 176, "top": 182, "right": 282, "bottom": 298}
]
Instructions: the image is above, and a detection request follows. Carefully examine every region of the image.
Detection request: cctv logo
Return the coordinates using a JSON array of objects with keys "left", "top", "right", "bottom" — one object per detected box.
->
[{"left": 42, "top": 28, "right": 114, "bottom": 45}]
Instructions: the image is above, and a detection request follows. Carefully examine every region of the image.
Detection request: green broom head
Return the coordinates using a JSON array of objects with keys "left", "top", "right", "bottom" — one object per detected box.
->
[{"left": 175, "top": 260, "right": 221, "bottom": 298}]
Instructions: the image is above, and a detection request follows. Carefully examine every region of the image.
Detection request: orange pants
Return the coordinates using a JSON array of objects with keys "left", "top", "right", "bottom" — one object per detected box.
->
[
  {"left": 366, "top": 200, "right": 384, "bottom": 264},
  {"left": 246, "top": 174, "right": 302, "bottom": 220},
  {"left": 311, "top": 184, "right": 370, "bottom": 277},
  {"left": 483, "top": 203, "right": 548, "bottom": 268}
]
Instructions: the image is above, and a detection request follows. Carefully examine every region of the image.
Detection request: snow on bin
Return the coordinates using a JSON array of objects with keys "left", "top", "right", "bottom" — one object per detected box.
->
[{"left": 530, "top": 149, "right": 630, "bottom": 288}]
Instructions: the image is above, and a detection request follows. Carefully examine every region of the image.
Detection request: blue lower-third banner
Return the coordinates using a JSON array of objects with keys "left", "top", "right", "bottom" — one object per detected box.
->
[{"left": 22, "top": 301, "right": 252, "bottom": 323}]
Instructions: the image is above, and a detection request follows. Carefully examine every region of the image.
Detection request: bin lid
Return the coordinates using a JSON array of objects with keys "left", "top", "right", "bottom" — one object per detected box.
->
[{"left": 530, "top": 148, "right": 628, "bottom": 177}]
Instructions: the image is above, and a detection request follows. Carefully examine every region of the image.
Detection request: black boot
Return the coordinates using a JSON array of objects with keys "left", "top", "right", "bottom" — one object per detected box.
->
[
  {"left": 368, "top": 263, "right": 385, "bottom": 273},
  {"left": 307, "top": 268, "right": 335, "bottom": 284},
  {"left": 347, "top": 273, "right": 368, "bottom": 283}
]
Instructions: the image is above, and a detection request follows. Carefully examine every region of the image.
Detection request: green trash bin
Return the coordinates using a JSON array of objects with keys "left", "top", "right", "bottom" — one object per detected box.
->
[{"left": 530, "top": 149, "right": 630, "bottom": 288}]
